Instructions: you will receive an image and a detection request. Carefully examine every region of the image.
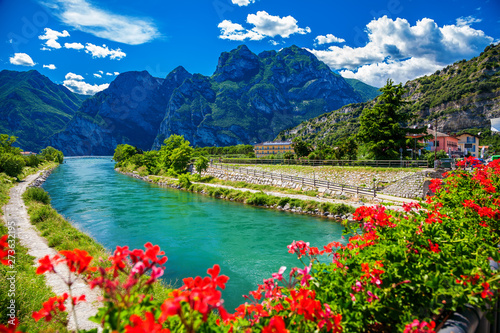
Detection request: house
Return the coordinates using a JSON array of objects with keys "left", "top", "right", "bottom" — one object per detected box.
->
[
  {"left": 456, "top": 133, "right": 480, "bottom": 157},
  {"left": 20, "top": 151, "right": 36, "bottom": 156},
  {"left": 408, "top": 129, "right": 460, "bottom": 156},
  {"left": 253, "top": 141, "right": 294, "bottom": 158}
]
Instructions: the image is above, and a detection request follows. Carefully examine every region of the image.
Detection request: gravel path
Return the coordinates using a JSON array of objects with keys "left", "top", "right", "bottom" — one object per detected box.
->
[{"left": 3, "top": 171, "right": 101, "bottom": 332}]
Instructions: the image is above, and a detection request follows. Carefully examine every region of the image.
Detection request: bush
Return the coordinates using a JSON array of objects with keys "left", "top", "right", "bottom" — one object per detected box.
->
[
  {"left": 0, "top": 153, "right": 25, "bottom": 178},
  {"left": 24, "top": 155, "right": 41, "bottom": 168},
  {"left": 178, "top": 174, "right": 191, "bottom": 188},
  {"left": 23, "top": 187, "right": 51, "bottom": 205},
  {"left": 29, "top": 205, "right": 56, "bottom": 224}
]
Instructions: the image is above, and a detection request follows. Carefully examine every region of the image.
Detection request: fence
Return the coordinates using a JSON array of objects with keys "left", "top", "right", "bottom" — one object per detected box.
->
[
  {"left": 210, "top": 163, "right": 378, "bottom": 197},
  {"left": 220, "top": 158, "right": 429, "bottom": 168}
]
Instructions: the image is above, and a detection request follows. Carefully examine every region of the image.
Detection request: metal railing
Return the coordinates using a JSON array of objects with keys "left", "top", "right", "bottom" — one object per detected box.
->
[
  {"left": 219, "top": 158, "right": 429, "bottom": 168},
  {"left": 210, "top": 163, "right": 378, "bottom": 197}
]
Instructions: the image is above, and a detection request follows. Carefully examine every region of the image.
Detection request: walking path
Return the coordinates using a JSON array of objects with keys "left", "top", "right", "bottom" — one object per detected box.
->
[{"left": 3, "top": 171, "right": 101, "bottom": 332}]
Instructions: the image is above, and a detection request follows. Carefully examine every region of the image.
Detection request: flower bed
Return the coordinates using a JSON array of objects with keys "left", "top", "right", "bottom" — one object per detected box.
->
[{"left": 1, "top": 157, "right": 499, "bottom": 332}]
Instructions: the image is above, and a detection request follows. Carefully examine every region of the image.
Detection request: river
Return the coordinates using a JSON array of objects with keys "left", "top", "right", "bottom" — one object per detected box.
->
[{"left": 43, "top": 158, "right": 344, "bottom": 310}]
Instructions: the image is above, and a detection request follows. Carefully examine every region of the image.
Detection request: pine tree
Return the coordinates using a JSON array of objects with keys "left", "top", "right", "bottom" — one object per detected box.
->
[{"left": 357, "top": 79, "right": 424, "bottom": 160}]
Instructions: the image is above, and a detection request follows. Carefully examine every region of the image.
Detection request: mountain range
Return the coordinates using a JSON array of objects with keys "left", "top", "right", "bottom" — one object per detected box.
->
[{"left": 276, "top": 43, "right": 500, "bottom": 145}]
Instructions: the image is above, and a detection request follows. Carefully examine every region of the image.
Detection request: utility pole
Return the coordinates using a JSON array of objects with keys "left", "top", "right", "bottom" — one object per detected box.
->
[{"left": 434, "top": 118, "right": 438, "bottom": 161}]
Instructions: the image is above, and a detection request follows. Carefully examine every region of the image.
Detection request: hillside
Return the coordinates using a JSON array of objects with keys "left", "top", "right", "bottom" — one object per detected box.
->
[
  {"left": 277, "top": 43, "right": 500, "bottom": 145},
  {"left": 50, "top": 45, "right": 364, "bottom": 155},
  {"left": 0, "top": 70, "right": 86, "bottom": 152},
  {"left": 344, "top": 78, "right": 381, "bottom": 101}
]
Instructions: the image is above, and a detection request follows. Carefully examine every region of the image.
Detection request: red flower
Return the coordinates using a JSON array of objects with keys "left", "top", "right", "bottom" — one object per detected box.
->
[
  {"left": 36, "top": 254, "right": 62, "bottom": 275},
  {"left": 428, "top": 240, "right": 441, "bottom": 253},
  {"left": 59, "top": 249, "right": 94, "bottom": 274},
  {"left": 262, "top": 316, "right": 289, "bottom": 333},
  {"left": 403, "top": 202, "right": 422, "bottom": 212},
  {"left": 429, "top": 179, "right": 442, "bottom": 193},
  {"left": 404, "top": 319, "right": 436, "bottom": 332},
  {"left": 207, "top": 264, "right": 229, "bottom": 290},
  {"left": 481, "top": 282, "right": 494, "bottom": 299},
  {"left": 0, "top": 318, "right": 24, "bottom": 333},
  {"left": 125, "top": 312, "right": 170, "bottom": 333},
  {"left": 32, "top": 293, "right": 68, "bottom": 322},
  {"left": 0, "top": 235, "right": 10, "bottom": 266}
]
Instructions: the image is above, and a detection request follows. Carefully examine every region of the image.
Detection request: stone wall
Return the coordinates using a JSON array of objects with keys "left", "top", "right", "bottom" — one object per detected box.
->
[{"left": 202, "top": 166, "right": 437, "bottom": 199}]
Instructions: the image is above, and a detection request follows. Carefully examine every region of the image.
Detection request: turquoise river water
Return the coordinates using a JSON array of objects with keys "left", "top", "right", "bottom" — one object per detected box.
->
[{"left": 43, "top": 158, "right": 345, "bottom": 310}]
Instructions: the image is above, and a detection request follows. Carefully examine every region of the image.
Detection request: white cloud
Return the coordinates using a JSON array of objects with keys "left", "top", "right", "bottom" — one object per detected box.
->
[
  {"left": 63, "top": 72, "right": 109, "bottom": 95},
  {"left": 42, "top": 0, "right": 158, "bottom": 45},
  {"left": 43, "top": 64, "right": 56, "bottom": 70},
  {"left": 106, "top": 72, "right": 113, "bottom": 76},
  {"left": 218, "top": 11, "right": 310, "bottom": 41},
  {"left": 113, "top": 72, "right": 119, "bottom": 75},
  {"left": 38, "top": 28, "right": 70, "bottom": 49},
  {"left": 315, "top": 34, "right": 345, "bottom": 45},
  {"left": 247, "top": 11, "right": 311, "bottom": 38},
  {"left": 64, "top": 42, "right": 84, "bottom": 50},
  {"left": 9, "top": 53, "right": 35, "bottom": 66},
  {"left": 93, "top": 73, "right": 102, "bottom": 78},
  {"left": 84, "top": 43, "right": 126, "bottom": 60},
  {"left": 98, "top": 70, "right": 103, "bottom": 74},
  {"left": 218, "top": 20, "right": 264, "bottom": 41},
  {"left": 65, "top": 72, "right": 84, "bottom": 80},
  {"left": 231, "top": 0, "right": 255, "bottom": 6},
  {"left": 308, "top": 16, "right": 494, "bottom": 87},
  {"left": 456, "top": 16, "right": 482, "bottom": 27}
]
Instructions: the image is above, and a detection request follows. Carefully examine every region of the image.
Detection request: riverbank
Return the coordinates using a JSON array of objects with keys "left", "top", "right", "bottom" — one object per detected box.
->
[{"left": 118, "top": 169, "right": 418, "bottom": 221}]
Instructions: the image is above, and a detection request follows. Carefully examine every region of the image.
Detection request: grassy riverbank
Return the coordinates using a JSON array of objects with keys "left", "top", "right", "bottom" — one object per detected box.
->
[
  {"left": 1, "top": 163, "right": 173, "bottom": 332},
  {"left": 0, "top": 162, "right": 69, "bottom": 332},
  {"left": 125, "top": 170, "right": 356, "bottom": 217}
]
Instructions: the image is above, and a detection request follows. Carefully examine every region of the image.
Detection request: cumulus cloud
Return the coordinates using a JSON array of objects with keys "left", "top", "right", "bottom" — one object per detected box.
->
[
  {"left": 64, "top": 42, "right": 84, "bottom": 50},
  {"left": 218, "top": 20, "right": 263, "bottom": 41},
  {"left": 9, "top": 53, "right": 35, "bottom": 66},
  {"left": 308, "top": 16, "right": 494, "bottom": 87},
  {"left": 84, "top": 43, "right": 126, "bottom": 60},
  {"left": 113, "top": 72, "right": 119, "bottom": 75},
  {"left": 231, "top": 0, "right": 255, "bottom": 6},
  {"left": 41, "top": 0, "right": 158, "bottom": 45},
  {"left": 218, "top": 11, "right": 310, "bottom": 41},
  {"left": 93, "top": 73, "right": 102, "bottom": 78},
  {"left": 63, "top": 72, "right": 109, "bottom": 95},
  {"left": 38, "top": 28, "right": 70, "bottom": 49},
  {"left": 105, "top": 72, "right": 113, "bottom": 76},
  {"left": 315, "top": 34, "right": 345, "bottom": 45},
  {"left": 43, "top": 64, "right": 56, "bottom": 70}
]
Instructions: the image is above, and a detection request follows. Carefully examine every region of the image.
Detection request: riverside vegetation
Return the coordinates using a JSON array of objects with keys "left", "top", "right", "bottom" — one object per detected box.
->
[{"left": 1, "top": 156, "right": 499, "bottom": 332}]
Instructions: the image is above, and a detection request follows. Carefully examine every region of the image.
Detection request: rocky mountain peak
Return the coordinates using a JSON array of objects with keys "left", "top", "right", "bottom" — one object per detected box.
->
[{"left": 213, "top": 44, "right": 261, "bottom": 82}]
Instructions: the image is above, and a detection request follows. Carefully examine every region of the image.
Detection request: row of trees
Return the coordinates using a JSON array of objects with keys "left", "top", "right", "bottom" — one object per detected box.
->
[
  {"left": 0, "top": 134, "right": 63, "bottom": 178},
  {"left": 114, "top": 135, "right": 205, "bottom": 176}
]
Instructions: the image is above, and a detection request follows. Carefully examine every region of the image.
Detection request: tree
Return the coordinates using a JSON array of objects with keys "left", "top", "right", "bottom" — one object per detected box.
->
[
  {"left": 292, "top": 138, "right": 312, "bottom": 158},
  {"left": 113, "top": 144, "right": 139, "bottom": 165},
  {"left": 195, "top": 156, "right": 209, "bottom": 175},
  {"left": 357, "top": 79, "right": 425, "bottom": 160},
  {"left": 40, "top": 146, "right": 64, "bottom": 164},
  {"left": 158, "top": 135, "right": 193, "bottom": 173},
  {"left": 0, "top": 134, "right": 20, "bottom": 155}
]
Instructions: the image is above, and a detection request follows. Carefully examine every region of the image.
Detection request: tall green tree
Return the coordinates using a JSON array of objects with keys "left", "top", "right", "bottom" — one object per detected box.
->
[
  {"left": 158, "top": 135, "right": 193, "bottom": 173},
  {"left": 357, "top": 79, "right": 424, "bottom": 159},
  {"left": 292, "top": 138, "right": 312, "bottom": 158}
]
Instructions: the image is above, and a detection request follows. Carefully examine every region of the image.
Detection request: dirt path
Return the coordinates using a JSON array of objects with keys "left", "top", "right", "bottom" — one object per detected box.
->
[{"left": 3, "top": 171, "right": 101, "bottom": 332}]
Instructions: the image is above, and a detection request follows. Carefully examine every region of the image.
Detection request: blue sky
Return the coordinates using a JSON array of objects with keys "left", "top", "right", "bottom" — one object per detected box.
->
[{"left": 1, "top": 0, "right": 499, "bottom": 94}]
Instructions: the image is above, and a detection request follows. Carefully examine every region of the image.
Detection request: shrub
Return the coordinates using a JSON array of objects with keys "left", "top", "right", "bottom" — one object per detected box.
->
[
  {"left": 0, "top": 153, "right": 25, "bottom": 178},
  {"left": 178, "top": 174, "right": 191, "bottom": 188},
  {"left": 29, "top": 205, "right": 56, "bottom": 224},
  {"left": 23, "top": 187, "right": 51, "bottom": 205}
]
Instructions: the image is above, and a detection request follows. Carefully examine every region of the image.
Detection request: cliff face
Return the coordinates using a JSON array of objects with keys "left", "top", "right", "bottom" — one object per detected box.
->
[
  {"left": 278, "top": 44, "right": 500, "bottom": 144},
  {"left": 50, "top": 45, "right": 364, "bottom": 155},
  {"left": 0, "top": 70, "right": 85, "bottom": 152}
]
